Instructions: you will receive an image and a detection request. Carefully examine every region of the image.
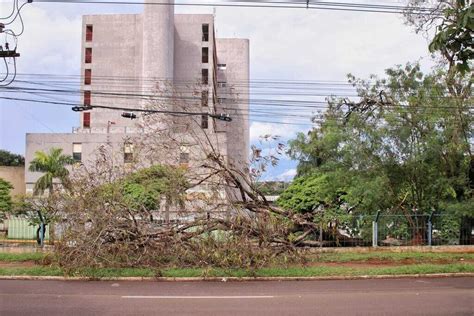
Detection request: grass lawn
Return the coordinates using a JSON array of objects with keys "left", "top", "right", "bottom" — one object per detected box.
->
[
  {"left": 2, "top": 251, "right": 472, "bottom": 264},
  {"left": 308, "top": 252, "right": 474, "bottom": 263},
  {"left": 0, "top": 263, "right": 472, "bottom": 278},
  {"left": 0, "top": 252, "right": 47, "bottom": 262},
  {"left": 0, "top": 250, "right": 473, "bottom": 279}
]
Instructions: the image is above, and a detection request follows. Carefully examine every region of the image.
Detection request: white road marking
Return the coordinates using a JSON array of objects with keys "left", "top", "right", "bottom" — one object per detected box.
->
[{"left": 121, "top": 295, "right": 274, "bottom": 299}]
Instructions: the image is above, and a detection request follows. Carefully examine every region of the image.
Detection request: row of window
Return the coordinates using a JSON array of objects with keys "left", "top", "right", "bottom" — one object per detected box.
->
[
  {"left": 84, "top": 26, "right": 93, "bottom": 128},
  {"left": 73, "top": 143, "right": 133, "bottom": 163},
  {"left": 201, "top": 25, "right": 209, "bottom": 130},
  {"left": 72, "top": 143, "right": 190, "bottom": 164},
  {"left": 82, "top": 24, "right": 216, "bottom": 130}
]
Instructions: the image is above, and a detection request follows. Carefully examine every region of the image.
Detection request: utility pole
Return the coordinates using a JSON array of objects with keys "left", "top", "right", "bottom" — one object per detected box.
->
[
  {"left": 0, "top": 24, "right": 20, "bottom": 58},
  {"left": 0, "top": 23, "right": 21, "bottom": 86}
]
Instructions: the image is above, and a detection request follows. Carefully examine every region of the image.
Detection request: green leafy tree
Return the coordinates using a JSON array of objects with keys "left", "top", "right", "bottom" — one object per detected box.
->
[
  {"left": 405, "top": 0, "right": 473, "bottom": 74},
  {"left": 0, "top": 150, "right": 25, "bottom": 166},
  {"left": 429, "top": 0, "right": 473, "bottom": 74},
  {"left": 28, "top": 148, "right": 74, "bottom": 244},
  {"left": 280, "top": 63, "right": 472, "bottom": 244},
  {"left": 101, "top": 164, "right": 187, "bottom": 212},
  {"left": 0, "top": 178, "right": 13, "bottom": 220},
  {"left": 256, "top": 181, "right": 290, "bottom": 196},
  {"left": 29, "top": 148, "right": 74, "bottom": 195}
]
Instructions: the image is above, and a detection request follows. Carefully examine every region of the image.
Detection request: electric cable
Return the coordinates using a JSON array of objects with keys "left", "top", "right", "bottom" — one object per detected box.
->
[{"left": 34, "top": 0, "right": 441, "bottom": 15}]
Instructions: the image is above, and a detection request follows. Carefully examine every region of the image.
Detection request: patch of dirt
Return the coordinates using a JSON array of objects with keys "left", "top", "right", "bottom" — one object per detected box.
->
[{"left": 0, "top": 261, "right": 38, "bottom": 268}]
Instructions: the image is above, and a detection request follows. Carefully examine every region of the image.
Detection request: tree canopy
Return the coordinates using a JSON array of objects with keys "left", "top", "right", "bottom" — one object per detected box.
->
[
  {"left": 405, "top": 0, "right": 473, "bottom": 74},
  {"left": 29, "top": 148, "right": 74, "bottom": 195},
  {"left": 99, "top": 164, "right": 188, "bottom": 212},
  {"left": 0, "top": 178, "right": 13, "bottom": 219},
  {"left": 0, "top": 150, "right": 25, "bottom": 167},
  {"left": 279, "top": 63, "right": 472, "bottom": 242}
]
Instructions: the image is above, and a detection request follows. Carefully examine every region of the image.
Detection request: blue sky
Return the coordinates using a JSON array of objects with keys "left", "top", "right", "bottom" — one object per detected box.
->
[{"left": 0, "top": 1, "right": 434, "bottom": 180}]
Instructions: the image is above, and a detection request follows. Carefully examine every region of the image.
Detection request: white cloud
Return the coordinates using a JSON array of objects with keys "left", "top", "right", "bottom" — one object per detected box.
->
[
  {"left": 276, "top": 168, "right": 297, "bottom": 181},
  {"left": 1, "top": 2, "right": 437, "bottom": 157},
  {"left": 15, "top": 5, "right": 82, "bottom": 74},
  {"left": 214, "top": 6, "right": 433, "bottom": 80},
  {"left": 250, "top": 121, "right": 310, "bottom": 142}
]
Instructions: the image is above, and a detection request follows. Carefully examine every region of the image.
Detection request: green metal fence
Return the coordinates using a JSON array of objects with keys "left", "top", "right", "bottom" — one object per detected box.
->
[{"left": 6, "top": 217, "right": 49, "bottom": 240}]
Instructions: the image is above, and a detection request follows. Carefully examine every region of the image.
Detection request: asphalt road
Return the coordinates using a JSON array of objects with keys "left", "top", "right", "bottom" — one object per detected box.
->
[{"left": 1, "top": 277, "right": 473, "bottom": 315}]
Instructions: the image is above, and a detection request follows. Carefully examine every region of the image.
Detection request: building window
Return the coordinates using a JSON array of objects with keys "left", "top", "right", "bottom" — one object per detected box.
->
[
  {"left": 84, "top": 69, "right": 92, "bottom": 85},
  {"left": 217, "top": 64, "right": 227, "bottom": 70},
  {"left": 201, "top": 69, "right": 208, "bottom": 85},
  {"left": 86, "top": 25, "right": 93, "bottom": 42},
  {"left": 217, "top": 81, "right": 227, "bottom": 88},
  {"left": 85, "top": 48, "right": 92, "bottom": 63},
  {"left": 124, "top": 143, "right": 133, "bottom": 163},
  {"left": 201, "top": 114, "right": 208, "bottom": 129},
  {"left": 72, "top": 143, "right": 82, "bottom": 162},
  {"left": 83, "top": 112, "right": 91, "bottom": 128},
  {"left": 179, "top": 146, "right": 190, "bottom": 164},
  {"left": 202, "top": 47, "right": 209, "bottom": 64},
  {"left": 201, "top": 90, "right": 208, "bottom": 107},
  {"left": 202, "top": 24, "right": 209, "bottom": 42},
  {"left": 84, "top": 90, "right": 91, "bottom": 106}
]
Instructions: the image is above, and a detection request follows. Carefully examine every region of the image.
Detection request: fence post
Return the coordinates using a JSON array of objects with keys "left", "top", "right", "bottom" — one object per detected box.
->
[
  {"left": 37, "top": 210, "right": 45, "bottom": 248},
  {"left": 372, "top": 211, "right": 380, "bottom": 247},
  {"left": 319, "top": 223, "right": 323, "bottom": 248},
  {"left": 427, "top": 213, "right": 433, "bottom": 246}
]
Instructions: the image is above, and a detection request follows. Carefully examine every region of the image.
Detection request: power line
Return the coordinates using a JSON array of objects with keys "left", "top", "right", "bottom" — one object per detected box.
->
[
  {"left": 3, "top": 84, "right": 471, "bottom": 107},
  {"left": 34, "top": 0, "right": 440, "bottom": 15}
]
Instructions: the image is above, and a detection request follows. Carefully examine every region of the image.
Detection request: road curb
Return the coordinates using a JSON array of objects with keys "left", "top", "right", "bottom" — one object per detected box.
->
[{"left": 1, "top": 273, "right": 473, "bottom": 282}]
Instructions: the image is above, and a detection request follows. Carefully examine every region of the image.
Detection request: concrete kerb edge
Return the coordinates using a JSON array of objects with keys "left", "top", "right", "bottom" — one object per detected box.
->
[{"left": 1, "top": 273, "right": 473, "bottom": 282}]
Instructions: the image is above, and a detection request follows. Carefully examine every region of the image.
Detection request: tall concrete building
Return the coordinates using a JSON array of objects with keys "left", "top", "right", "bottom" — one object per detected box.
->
[{"left": 25, "top": 0, "right": 249, "bottom": 194}]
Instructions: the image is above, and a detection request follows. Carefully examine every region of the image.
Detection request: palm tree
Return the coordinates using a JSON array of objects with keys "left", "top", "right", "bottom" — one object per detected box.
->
[
  {"left": 29, "top": 148, "right": 74, "bottom": 195},
  {"left": 29, "top": 148, "right": 74, "bottom": 246}
]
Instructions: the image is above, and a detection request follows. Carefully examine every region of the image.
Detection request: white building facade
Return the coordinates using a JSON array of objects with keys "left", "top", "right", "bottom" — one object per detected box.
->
[{"left": 25, "top": 0, "right": 249, "bottom": 194}]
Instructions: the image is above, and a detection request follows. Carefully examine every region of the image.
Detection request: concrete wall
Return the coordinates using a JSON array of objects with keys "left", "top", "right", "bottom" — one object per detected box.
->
[
  {"left": 0, "top": 166, "right": 25, "bottom": 196},
  {"left": 25, "top": 133, "right": 145, "bottom": 193},
  {"left": 143, "top": 0, "right": 174, "bottom": 82},
  {"left": 216, "top": 39, "right": 250, "bottom": 170},
  {"left": 81, "top": 14, "right": 143, "bottom": 129},
  {"left": 174, "top": 14, "right": 214, "bottom": 83}
]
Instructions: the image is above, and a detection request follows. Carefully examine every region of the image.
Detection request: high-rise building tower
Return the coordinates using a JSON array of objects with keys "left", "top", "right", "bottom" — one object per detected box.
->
[{"left": 25, "top": 1, "right": 249, "bottom": 195}]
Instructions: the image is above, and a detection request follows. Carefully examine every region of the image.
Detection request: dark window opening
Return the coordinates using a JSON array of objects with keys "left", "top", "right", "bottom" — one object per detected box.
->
[
  {"left": 179, "top": 152, "right": 190, "bottom": 164},
  {"left": 124, "top": 153, "right": 133, "bottom": 163},
  {"left": 83, "top": 112, "right": 91, "bottom": 128},
  {"left": 73, "top": 143, "right": 82, "bottom": 162},
  {"left": 84, "top": 69, "right": 91, "bottom": 85},
  {"left": 124, "top": 143, "right": 133, "bottom": 163},
  {"left": 201, "top": 90, "right": 208, "bottom": 107},
  {"left": 85, "top": 48, "right": 92, "bottom": 63},
  {"left": 217, "top": 63, "right": 226, "bottom": 70},
  {"left": 84, "top": 91, "right": 91, "bottom": 106},
  {"left": 202, "top": 47, "right": 209, "bottom": 63},
  {"left": 201, "top": 69, "right": 208, "bottom": 85},
  {"left": 72, "top": 153, "right": 82, "bottom": 162},
  {"left": 201, "top": 114, "right": 208, "bottom": 129},
  {"left": 86, "top": 25, "right": 93, "bottom": 42},
  {"left": 202, "top": 24, "right": 209, "bottom": 42}
]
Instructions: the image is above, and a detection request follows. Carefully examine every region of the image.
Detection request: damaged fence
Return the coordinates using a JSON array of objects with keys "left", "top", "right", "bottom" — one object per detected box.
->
[{"left": 322, "top": 213, "right": 472, "bottom": 247}]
